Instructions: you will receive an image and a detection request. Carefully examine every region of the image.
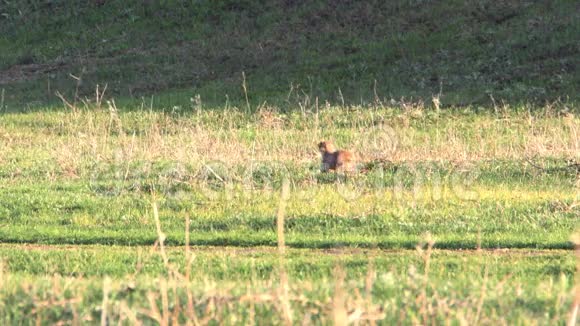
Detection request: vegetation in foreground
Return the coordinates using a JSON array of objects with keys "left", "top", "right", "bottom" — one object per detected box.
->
[{"left": 0, "top": 244, "right": 577, "bottom": 324}]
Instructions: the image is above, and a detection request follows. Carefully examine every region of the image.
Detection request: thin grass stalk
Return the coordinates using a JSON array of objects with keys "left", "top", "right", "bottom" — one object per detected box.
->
[
  {"left": 277, "top": 178, "right": 293, "bottom": 325},
  {"left": 101, "top": 277, "right": 111, "bottom": 326},
  {"left": 568, "top": 234, "right": 580, "bottom": 326}
]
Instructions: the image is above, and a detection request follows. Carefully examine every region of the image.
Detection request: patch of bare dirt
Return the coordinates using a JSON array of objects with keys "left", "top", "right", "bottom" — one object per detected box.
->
[{"left": 0, "top": 61, "right": 67, "bottom": 85}]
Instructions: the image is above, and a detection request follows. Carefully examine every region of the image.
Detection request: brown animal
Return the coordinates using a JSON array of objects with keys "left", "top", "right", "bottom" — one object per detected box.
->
[{"left": 318, "top": 141, "right": 355, "bottom": 173}]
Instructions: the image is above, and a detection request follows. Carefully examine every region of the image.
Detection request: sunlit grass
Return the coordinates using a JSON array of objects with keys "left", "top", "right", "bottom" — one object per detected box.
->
[{"left": 0, "top": 104, "right": 577, "bottom": 323}]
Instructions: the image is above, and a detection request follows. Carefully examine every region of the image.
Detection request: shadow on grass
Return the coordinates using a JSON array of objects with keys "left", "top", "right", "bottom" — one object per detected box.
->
[{"left": 0, "top": 231, "right": 573, "bottom": 250}]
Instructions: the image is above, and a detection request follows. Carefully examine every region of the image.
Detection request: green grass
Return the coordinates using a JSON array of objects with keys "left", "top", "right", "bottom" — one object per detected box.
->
[
  {"left": 1, "top": 0, "right": 579, "bottom": 109},
  {"left": 0, "top": 104, "right": 577, "bottom": 323},
  {"left": 1, "top": 3, "right": 580, "bottom": 318},
  {"left": 0, "top": 106, "right": 577, "bottom": 249},
  {"left": 0, "top": 180, "right": 577, "bottom": 249},
  {"left": 2, "top": 244, "right": 574, "bottom": 280},
  {"left": 0, "top": 245, "right": 576, "bottom": 324}
]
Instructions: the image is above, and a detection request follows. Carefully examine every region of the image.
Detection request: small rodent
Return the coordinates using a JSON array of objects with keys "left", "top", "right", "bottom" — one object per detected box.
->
[{"left": 318, "top": 141, "right": 355, "bottom": 173}]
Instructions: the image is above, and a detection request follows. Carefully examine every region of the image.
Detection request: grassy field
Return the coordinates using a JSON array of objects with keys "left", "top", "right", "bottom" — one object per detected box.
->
[
  {"left": 0, "top": 246, "right": 576, "bottom": 324},
  {"left": 0, "top": 103, "right": 578, "bottom": 324},
  {"left": 1, "top": 0, "right": 579, "bottom": 324}
]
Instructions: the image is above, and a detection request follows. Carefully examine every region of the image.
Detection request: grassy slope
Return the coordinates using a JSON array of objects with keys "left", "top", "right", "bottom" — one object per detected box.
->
[{"left": 0, "top": 0, "right": 579, "bottom": 109}]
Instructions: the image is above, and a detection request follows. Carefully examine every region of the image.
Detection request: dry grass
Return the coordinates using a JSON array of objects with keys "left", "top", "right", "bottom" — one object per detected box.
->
[
  {"left": 0, "top": 105, "right": 577, "bottom": 183},
  {"left": 0, "top": 232, "right": 575, "bottom": 324},
  {"left": 0, "top": 103, "right": 577, "bottom": 324}
]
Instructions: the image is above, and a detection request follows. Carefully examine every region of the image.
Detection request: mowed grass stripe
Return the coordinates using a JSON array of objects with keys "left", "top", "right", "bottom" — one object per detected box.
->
[
  {"left": 0, "top": 244, "right": 574, "bottom": 280},
  {"left": 0, "top": 180, "right": 576, "bottom": 248},
  {"left": 0, "top": 225, "right": 574, "bottom": 249}
]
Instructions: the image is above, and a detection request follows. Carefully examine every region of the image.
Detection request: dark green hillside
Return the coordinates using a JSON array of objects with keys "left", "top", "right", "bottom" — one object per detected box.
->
[{"left": 0, "top": 0, "right": 578, "bottom": 109}]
